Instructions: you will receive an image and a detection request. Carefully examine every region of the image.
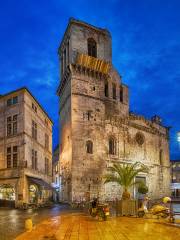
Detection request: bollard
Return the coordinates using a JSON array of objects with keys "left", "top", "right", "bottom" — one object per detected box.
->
[{"left": 25, "top": 218, "right": 33, "bottom": 232}]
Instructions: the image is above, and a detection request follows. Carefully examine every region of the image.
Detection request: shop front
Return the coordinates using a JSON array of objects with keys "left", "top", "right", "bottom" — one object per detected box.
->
[
  {"left": 27, "top": 177, "right": 52, "bottom": 205},
  {"left": 171, "top": 183, "right": 180, "bottom": 198},
  {"left": 0, "top": 184, "right": 16, "bottom": 207}
]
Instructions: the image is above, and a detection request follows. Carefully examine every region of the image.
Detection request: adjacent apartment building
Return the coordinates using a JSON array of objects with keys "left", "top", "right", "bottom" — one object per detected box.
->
[
  {"left": 57, "top": 18, "right": 171, "bottom": 203},
  {"left": 171, "top": 160, "right": 180, "bottom": 198},
  {"left": 0, "top": 87, "right": 53, "bottom": 208}
]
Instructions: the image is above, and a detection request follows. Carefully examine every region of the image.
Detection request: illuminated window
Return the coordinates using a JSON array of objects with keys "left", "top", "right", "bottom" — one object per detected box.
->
[
  {"left": 86, "top": 140, "right": 93, "bottom": 154},
  {"left": 109, "top": 137, "right": 116, "bottom": 155},
  {"left": 87, "top": 38, "right": 97, "bottom": 57}
]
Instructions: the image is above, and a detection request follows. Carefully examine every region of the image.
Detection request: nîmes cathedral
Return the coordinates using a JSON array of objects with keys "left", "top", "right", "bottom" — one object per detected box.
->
[{"left": 57, "top": 18, "right": 171, "bottom": 203}]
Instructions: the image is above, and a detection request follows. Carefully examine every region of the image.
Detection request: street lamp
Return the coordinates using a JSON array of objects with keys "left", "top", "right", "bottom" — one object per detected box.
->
[
  {"left": 177, "top": 132, "right": 180, "bottom": 143},
  {"left": 177, "top": 132, "right": 180, "bottom": 150}
]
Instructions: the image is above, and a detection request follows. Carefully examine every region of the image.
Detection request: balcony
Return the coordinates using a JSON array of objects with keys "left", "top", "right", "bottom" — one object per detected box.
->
[{"left": 76, "top": 53, "right": 110, "bottom": 75}]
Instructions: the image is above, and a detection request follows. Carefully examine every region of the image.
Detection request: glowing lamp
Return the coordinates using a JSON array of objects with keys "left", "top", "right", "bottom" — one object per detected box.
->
[{"left": 177, "top": 132, "right": 180, "bottom": 142}]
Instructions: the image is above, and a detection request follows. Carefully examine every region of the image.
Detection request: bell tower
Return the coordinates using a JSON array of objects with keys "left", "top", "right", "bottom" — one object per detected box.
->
[{"left": 57, "top": 18, "right": 129, "bottom": 202}]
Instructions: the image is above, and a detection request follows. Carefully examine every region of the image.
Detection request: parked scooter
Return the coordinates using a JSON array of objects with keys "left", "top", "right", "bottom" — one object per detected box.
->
[
  {"left": 138, "top": 197, "right": 174, "bottom": 221},
  {"left": 89, "top": 200, "right": 110, "bottom": 221}
]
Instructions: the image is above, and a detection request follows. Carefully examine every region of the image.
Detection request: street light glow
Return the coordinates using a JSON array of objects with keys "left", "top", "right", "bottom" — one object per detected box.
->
[{"left": 177, "top": 132, "right": 180, "bottom": 142}]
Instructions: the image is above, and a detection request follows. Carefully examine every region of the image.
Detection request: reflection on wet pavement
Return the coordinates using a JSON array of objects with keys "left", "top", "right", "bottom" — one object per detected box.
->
[
  {"left": 1, "top": 203, "right": 180, "bottom": 240},
  {"left": 0, "top": 204, "right": 70, "bottom": 240},
  {"left": 16, "top": 213, "right": 180, "bottom": 240}
]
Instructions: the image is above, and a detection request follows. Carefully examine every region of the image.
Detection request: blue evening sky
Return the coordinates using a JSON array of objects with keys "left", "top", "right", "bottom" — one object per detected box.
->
[{"left": 0, "top": 0, "right": 179, "bottom": 159}]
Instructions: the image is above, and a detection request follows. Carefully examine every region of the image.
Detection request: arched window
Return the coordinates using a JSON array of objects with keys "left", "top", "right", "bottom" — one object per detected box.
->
[
  {"left": 112, "top": 84, "right": 116, "bottom": 100},
  {"left": 87, "top": 38, "right": 97, "bottom": 58},
  {"left": 120, "top": 86, "right": 123, "bottom": 102},
  {"left": 86, "top": 140, "right": 93, "bottom": 154},
  {"left": 104, "top": 81, "right": 109, "bottom": 97},
  {"left": 109, "top": 137, "right": 116, "bottom": 155}
]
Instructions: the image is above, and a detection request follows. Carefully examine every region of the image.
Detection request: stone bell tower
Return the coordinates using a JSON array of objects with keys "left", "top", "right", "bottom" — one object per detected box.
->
[{"left": 57, "top": 18, "right": 129, "bottom": 202}]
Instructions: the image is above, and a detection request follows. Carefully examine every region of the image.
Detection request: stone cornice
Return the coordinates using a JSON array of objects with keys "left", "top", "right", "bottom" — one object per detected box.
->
[{"left": 105, "top": 115, "right": 168, "bottom": 139}]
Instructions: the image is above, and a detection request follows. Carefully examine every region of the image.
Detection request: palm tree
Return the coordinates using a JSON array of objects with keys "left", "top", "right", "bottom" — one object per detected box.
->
[{"left": 104, "top": 162, "right": 149, "bottom": 200}]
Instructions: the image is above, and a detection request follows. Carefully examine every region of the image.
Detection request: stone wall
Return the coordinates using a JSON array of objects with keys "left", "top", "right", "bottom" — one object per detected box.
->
[{"left": 58, "top": 19, "right": 171, "bottom": 203}]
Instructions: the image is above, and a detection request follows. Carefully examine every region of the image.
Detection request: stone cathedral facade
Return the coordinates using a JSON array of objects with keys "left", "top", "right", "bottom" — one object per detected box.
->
[{"left": 57, "top": 18, "right": 171, "bottom": 203}]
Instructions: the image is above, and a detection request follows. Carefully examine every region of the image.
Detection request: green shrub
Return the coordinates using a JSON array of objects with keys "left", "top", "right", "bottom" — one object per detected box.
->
[{"left": 138, "top": 183, "right": 148, "bottom": 194}]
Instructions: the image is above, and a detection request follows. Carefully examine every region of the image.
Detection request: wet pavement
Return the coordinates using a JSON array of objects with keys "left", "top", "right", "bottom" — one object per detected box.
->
[
  {"left": 15, "top": 213, "right": 180, "bottom": 240},
  {"left": 0, "top": 204, "right": 71, "bottom": 240},
  {"left": 1, "top": 203, "right": 180, "bottom": 240}
]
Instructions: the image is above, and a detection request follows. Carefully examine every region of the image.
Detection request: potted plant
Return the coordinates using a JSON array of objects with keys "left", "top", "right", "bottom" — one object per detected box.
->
[
  {"left": 137, "top": 182, "right": 148, "bottom": 195},
  {"left": 104, "top": 162, "right": 149, "bottom": 216}
]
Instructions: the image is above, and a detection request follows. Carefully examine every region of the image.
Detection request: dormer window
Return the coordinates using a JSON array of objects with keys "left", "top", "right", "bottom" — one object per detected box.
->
[{"left": 87, "top": 38, "right": 97, "bottom": 58}]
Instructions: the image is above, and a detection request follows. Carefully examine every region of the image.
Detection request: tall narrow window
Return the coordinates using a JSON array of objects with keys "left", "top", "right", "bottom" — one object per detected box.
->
[
  {"left": 120, "top": 86, "right": 123, "bottom": 103},
  {"left": 7, "top": 115, "right": 18, "bottom": 136},
  {"left": 13, "top": 115, "right": 17, "bottom": 135},
  {"left": 7, "top": 98, "right": 12, "bottom": 106},
  {"left": 7, "top": 116, "right": 12, "bottom": 136},
  {"left": 45, "top": 158, "right": 49, "bottom": 175},
  {"left": 32, "top": 149, "right": 35, "bottom": 169},
  {"left": 35, "top": 151, "right": 37, "bottom": 170},
  {"left": 7, "top": 147, "right": 11, "bottom": 168},
  {"left": 112, "top": 84, "right": 116, "bottom": 100},
  {"left": 86, "top": 140, "right": 93, "bottom": 154},
  {"left": 159, "top": 149, "right": 163, "bottom": 165},
  {"left": 32, "top": 149, "right": 37, "bottom": 170},
  {"left": 13, "top": 96, "right": 18, "bottom": 104},
  {"left": 105, "top": 81, "right": 109, "bottom": 97},
  {"left": 32, "top": 120, "right": 37, "bottom": 140},
  {"left": 45, "top": 134, "right": 49, "bottom": 150},
  {"left": 87, "top": 111, "right": 92, "bottom": 121},
  {"left": 87, "top": 38, "right": 97, "bottom": 57},
  {"left": 64, "top": 48, "right": 66, "bottom": 70},
  {"left": 109, "top": 137, "right": 116, "bottom": 155},
  {"left": 13, "top": 146, "right": 18, "bottom": 168}
]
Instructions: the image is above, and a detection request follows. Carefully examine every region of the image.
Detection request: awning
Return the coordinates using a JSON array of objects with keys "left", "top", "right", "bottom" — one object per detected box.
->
[{"left": 27, "top": 177, "right": 53, "bottom": 190}]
